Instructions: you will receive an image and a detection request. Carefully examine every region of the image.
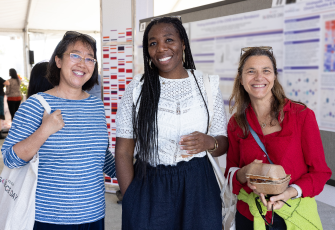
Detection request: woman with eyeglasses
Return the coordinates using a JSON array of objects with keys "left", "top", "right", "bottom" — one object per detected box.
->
[
  {"left": 225, "top": 47, "right": 331, "bottom": 229},
  {"left": 115, "top": 17, "right": 228, "bottom": 229},
  {"left": 1, "top": 31, "right": 115, "bottom": 230}
]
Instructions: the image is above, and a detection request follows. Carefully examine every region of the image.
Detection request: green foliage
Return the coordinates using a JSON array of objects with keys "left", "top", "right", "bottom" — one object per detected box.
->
[{"left": 20, "top": 77, "right": 29, "bottom": 96}]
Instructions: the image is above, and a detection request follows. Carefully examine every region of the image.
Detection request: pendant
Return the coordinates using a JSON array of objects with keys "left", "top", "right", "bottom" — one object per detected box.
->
[{"left": 261, "top": 123, "right": 266, "bottom": 128}]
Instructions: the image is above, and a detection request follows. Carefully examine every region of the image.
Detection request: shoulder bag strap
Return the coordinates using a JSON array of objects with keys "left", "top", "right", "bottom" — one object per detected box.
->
[
  {"left": 202, "top": 74, "right": 213, "bottom": 130},
  {"left": 203, "top": 74, "right": 225, "bottom": 187},
  {"left": 247, "top": 122, "right": 274, "bottom": 164},
  {"left": 31, "top": 94, "right": 51, "bottom": 115}
]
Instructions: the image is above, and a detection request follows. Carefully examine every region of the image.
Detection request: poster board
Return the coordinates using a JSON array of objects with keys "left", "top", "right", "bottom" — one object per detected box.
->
[{"left": 101, "top": 0, "right": 133, "bottom": 190}]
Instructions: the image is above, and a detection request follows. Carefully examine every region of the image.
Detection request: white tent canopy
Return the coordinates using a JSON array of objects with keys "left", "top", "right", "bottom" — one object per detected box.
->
[
  {"left": 0, "top": 0, "right": 101, "bottom": 78},
  {"left": 0, "top": 0, "right": 100, "bottom": 33}
]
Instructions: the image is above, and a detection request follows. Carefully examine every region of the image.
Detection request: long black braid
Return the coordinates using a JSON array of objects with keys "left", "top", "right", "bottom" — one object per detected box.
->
[{"left": 132, "top": 17, "right": 198, "bottom": 177}]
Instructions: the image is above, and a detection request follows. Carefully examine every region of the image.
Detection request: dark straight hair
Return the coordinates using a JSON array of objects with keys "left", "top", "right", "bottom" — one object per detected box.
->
[
  {"left": 133, "top": 17, "right": 195, "bottom": 176},
  {"left": 9, "top": 68, "right": 20, "bottom": 84},
  {"left": 46, "top": 31, "right": 98, "bottom": 91},
  {"left": 27, "top": 62, "right": 53, "bottom": 98}
]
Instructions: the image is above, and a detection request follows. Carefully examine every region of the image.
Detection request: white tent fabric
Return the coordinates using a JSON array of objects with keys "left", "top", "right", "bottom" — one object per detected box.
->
[
  {"left": 0, "top": 0, "right": 101, "bottom": 78},
  {"left": 0, "top": 0, "right": 100, "bottom": 33}
]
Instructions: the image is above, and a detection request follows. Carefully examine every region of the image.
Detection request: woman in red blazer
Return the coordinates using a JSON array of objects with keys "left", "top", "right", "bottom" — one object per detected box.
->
[{"left": 226, "top": 46, "right": 332, "bottom": 230}]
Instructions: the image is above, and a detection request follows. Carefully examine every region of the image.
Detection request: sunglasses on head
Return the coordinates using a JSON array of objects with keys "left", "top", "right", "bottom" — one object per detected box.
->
[
  {"left": 240, "top": 46, "right": 273, "bottom": 56},
  {"left": 63, "top": 31, "right": 96, "bottom": 44}
]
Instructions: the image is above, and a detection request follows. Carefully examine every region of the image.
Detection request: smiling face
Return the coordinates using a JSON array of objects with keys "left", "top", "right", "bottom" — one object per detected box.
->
[
  {"left": 147, "top": 23, "right": 185, "bottom": 77},
  {"left": 55, "top": 41, "right": 94, "bottom": 90},
  {"left": 241, "top": 55, "right": 276, "bottom": 102}
]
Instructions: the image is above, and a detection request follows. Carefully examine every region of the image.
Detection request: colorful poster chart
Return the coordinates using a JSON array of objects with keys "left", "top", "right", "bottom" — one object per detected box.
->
[
  {"left": 283, "top": 0, "right": 335, "bottom": 131},
  {"left": 102, "top": 29, "right": 133, "bottom": 186},
  {"left": 190, "top": 8, "right": 284, "bottom": 118},
  {"left": 102, "top": 0, "right": 133, "bottom": 187}
]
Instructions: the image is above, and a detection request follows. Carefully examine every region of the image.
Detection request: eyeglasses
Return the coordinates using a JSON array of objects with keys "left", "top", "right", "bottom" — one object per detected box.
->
[
  {"left": 255, "top": 196, "right": 291, "bottom": 228},
  {"left": 151, "top": 16, "right": 182, "bottom": 22},
  {"left": 63, "top": 31, "right": 96, "bottom": 44},
  {"left": 255, "top": 197, "right": 274, "bottom": 227},
  {"left": 64, "top": 53, "right": 97, "bottom": 67},
  {"left": 240, "top": 46, "right": 273, "bottom": 56}
]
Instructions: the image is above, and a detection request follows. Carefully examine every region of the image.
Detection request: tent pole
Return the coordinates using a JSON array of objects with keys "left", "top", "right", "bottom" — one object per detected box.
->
[{"left": 23, "top": 0, "right": 33, "bottom": 79}]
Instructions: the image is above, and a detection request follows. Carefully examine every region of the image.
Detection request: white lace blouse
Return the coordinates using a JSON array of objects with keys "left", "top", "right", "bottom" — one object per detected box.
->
[{"left": 116, "top": 69, "right": 227, "bottom": 166}]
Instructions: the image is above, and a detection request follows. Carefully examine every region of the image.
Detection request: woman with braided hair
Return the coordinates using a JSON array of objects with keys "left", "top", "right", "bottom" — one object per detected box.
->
[{"left": 115, "top": 17, "right": 228, "bottom": 229}]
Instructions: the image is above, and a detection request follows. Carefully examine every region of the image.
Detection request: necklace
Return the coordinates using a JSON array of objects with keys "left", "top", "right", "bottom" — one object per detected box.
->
[
  {"left": 258, "top": 114, "right": 270, "bottom": 129},
  {"left": 260, "top": 122, "right": 267, "bottom": 129},
  {"left": 56, "top": 86, "right": 85, "bottom": 100}
]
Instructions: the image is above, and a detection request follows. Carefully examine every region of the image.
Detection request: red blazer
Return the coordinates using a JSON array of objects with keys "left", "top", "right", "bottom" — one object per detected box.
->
[{"left": 225, "top": 100, "right": 332, "bottom": 221}]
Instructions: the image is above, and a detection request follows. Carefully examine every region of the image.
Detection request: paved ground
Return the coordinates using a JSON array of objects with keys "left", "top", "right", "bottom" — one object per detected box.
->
[{"left": 1, "top": 137, "right": 334, "bottom": 229}]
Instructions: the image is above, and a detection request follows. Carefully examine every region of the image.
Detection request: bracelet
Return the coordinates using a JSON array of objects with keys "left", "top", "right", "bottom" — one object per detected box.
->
[
  {"left": 207, "top": 136, "right": 218, "bottom": 153},
  {"left": 289, "top": 184, "right": 302, "bottom": 199}
]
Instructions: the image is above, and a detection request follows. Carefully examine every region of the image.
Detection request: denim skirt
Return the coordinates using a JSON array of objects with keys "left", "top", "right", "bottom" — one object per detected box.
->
[{"left": 122, "top": 155, "right": 222, "bottom": 230}]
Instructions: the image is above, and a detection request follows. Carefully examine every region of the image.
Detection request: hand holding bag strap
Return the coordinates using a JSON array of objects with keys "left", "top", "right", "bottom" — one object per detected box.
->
[{"left": 247, "top": 122, "right": 274, "bottom": 164}]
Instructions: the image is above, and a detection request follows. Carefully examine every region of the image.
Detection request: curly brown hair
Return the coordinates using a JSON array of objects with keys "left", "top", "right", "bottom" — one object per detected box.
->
[{"left": 229, "top": 47, "right": 288, "bottom": 138}]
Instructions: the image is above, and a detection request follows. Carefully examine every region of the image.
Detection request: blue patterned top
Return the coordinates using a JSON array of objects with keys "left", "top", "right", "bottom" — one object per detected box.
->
[{"left": 1, "top": 92, "right": 115, "bottom": 224}]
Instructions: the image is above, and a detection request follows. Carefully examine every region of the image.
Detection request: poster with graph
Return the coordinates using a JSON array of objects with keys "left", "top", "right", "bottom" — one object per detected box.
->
[{"left": 284, "top": 0, "right": 335, "bottom": 131}]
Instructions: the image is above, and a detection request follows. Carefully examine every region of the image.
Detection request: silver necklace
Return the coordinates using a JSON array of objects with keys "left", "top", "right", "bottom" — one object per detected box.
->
[
  {"left": 258, "top": 115, "right": 270, "bottom": 129},
  {"left": 260, "top": 122, "right": 267, "bottom": 129}
]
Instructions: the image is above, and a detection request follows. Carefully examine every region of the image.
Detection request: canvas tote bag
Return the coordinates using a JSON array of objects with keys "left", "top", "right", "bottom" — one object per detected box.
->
[
  {"left": 0, "top": 94, "right": 51, "bottom": 230},
  {"left": 202, "top": 74, "right": 239, "bottom": 230}
]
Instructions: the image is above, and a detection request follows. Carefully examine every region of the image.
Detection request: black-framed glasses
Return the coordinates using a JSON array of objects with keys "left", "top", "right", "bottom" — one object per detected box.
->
[
  {"left": 64, "top": 53, "right": 97, "bottom": 67},
  {"left": 63, "top": 31, "right": 96, "bottom": 44},
  {"left": 255, "top": 196, "right": 291, "bottom": 228},
  {"left": 255, "top": 197, "right": 274, "bottom": 227},
  {"left": 240, "top": 46, "right": 273, "bottom": 56},
  {"left": 151, "top": 16, "right": 182, "bottom": 22}
]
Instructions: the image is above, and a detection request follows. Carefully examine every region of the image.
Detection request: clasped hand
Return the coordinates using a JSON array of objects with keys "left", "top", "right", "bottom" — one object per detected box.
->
[
  {"left": 179, "top": 131, "right": 214, "bottom": 157},
  {"left": 40, "top": 110, "right": 65, "bottom": 136}
]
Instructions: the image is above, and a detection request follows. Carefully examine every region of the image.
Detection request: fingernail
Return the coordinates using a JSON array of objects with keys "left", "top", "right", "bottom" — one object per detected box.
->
[
  {"left": 187, "top": 151, "right": 190, "bottom": 153},
  {"left": 180, "top": 147, "right": 183, "bottom": 150}
]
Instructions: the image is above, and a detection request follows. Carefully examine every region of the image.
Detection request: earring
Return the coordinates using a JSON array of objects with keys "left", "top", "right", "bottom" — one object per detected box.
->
[
  {"left": 149, "top": 59, "right": 152, "bottom": 69},
  {"left": 183, "top": 51, "right": 185, "bottom": 63}
]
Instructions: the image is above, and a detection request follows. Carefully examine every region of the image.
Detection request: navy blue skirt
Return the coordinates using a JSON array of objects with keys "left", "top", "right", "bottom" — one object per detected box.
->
[
  {"left": 33, "top": 217, "right": 104, "bottom": 230},
  {"left": 122, "top": 156, "right": 222, "bottom": 230}
]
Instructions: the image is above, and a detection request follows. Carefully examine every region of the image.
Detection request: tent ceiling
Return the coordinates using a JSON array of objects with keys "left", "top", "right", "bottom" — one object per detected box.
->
[{"left": 0, "top": 0, "right": 101, "bottom": 33}]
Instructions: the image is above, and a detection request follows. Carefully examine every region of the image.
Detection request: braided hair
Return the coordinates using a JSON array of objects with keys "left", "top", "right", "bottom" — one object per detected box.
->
[{"left": 133, "top": 17, "right": 195, "bottom": 176}]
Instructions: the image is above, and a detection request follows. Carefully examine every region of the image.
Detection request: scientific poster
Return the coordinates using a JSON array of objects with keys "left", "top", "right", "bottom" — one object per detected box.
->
[
  {"left": 284, "top": 0, "right": 335, "bottom": 131},
  {"left": 190, "top": 7, "right": 284, "bottom": 118}
]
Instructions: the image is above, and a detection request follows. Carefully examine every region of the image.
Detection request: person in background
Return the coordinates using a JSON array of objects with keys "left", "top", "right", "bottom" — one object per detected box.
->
[
  {"left": 0, "top": 76, "right": 10, "bottom": 138},
  {"left": 226, "top": 47, "right": 332, "bottom": 230},
  {"left": 115, "top": 17, "right": 228, "bottom": 229},
  {"left": 6, "top": 68, "right": 22, "bottom": 120},
  {"left": 2, "top": 31, "right": 115, "bottom": 230},
  {"left": 86, "top": 74, "right": 102, "bottom": 99},
  {"left": 27, "top": 62, "right": 53, "bottom": 99}
]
